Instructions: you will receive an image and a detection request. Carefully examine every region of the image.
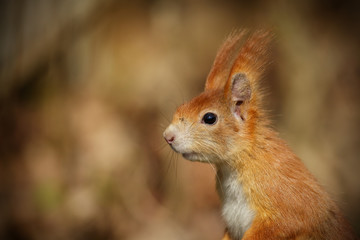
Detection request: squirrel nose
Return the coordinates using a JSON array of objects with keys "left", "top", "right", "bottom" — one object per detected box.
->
[
  {"left": 164, "top": 134, "right": 175, "bottom": 145},
  {"left": 163, "top": 130, "right": 176, "bottom": 145}
]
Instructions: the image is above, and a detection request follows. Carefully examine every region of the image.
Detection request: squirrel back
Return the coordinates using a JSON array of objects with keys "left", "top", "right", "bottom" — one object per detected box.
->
[{"left": 163, "top": 30, "right": 357, "bottom": 240}]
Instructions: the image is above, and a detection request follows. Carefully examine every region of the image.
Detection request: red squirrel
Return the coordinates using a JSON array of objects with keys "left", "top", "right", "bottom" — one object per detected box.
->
[{"left": 163, "top": 30, "right": 357, "bottom": 240}]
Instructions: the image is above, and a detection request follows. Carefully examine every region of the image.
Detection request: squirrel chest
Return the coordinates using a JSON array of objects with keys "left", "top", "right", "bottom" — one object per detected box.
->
[{"left": 217, "top": 166, "right": 255, "bottom": 239}]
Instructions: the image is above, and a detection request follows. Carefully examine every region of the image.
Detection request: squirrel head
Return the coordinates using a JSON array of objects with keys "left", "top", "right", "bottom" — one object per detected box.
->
[{"left": 163, "top": 30, "right": 272, "bottom": 164}]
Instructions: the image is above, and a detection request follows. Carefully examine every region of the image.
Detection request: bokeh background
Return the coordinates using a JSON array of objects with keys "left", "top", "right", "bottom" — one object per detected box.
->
[{"left": 1, "top": 0, "right": 359, "bottom": 239}]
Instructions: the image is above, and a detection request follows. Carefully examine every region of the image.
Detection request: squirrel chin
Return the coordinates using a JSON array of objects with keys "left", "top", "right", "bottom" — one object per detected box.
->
[
  {"left": 182, "top": 152, "right": 202, "bottom": 161},
  {"left": 182, "top": 152, "right": 216, "bottom": 164}
]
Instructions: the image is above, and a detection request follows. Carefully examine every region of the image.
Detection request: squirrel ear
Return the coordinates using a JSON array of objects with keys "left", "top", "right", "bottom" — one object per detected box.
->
[
  {"left": 231, "top": 73, "right": 251, "bottom": 102},
  {"left": 230, "top": 73, "right": 251, "bottom": 119},
  {"left": 205, "top": 30, "right": 248, "bottom": 91},
  {"left": 223, "top": 30, "right": 272, "bottom": 119}
]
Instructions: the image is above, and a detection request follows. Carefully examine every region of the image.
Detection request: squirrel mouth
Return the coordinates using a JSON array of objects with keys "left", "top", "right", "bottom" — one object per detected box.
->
[{"left": 182, "top": 152, "right": 199, "bottom": 160}]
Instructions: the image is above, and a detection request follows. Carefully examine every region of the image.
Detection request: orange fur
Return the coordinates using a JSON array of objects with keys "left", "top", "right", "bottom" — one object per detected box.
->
[
  {"left": 206, "top": 30, "right": 248, "bottom": 90},
  {"left": 222, "top": 230, "right": 232, "bottom": 240},
  {"left": 163, "top": 30, "right": 357, "bottom": 240}
]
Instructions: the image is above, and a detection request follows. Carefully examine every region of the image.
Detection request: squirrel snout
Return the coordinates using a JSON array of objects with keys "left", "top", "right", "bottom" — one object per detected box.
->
[
  {"left": 164, "top": 132, "right": 175, "bottom": 145},
  {"left": 163, "top": 127, "right": 176, "bottom": 145}
]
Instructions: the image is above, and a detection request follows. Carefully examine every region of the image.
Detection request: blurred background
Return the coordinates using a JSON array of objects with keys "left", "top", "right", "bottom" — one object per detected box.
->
[{"left": 0, "top": 0, "right": 359, "bottom": 239}]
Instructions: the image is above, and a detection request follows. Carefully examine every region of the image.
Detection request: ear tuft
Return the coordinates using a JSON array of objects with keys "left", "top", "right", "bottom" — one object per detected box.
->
[
  {"left": 205, "top": 30, "right": 248, "bottom": 91},
  {"left": 231, "top": 73, "right": 251, "bottom": 103}
]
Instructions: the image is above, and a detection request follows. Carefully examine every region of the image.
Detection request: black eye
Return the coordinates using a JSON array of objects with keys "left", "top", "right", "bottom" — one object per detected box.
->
[{"left": 202, "top": 112, "right": 217, "bottom": 125}]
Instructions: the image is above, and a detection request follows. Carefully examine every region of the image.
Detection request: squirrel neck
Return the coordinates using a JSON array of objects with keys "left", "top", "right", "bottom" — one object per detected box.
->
[
  {"left": 213, "top": 127, "right": 277, "bottom": 239},
  {"left": 214, "top": 126, "right": 279, "bottom": 191},
  {"left": 214, "top": 128, "right": 306, "bottom": 239},
  {"left": 215, "top": 160, "right": 255, "bottom": 239},
  {"left": 216, "top": 126, "right": 339, "bottom": 228}
]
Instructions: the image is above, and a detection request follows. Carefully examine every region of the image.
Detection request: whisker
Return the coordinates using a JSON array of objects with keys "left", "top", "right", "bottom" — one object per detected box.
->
[
  {"left": 172, "top": 78, "right": 186, "bottom": 106},
  {"left": 164, "top": 148, "right": 174, "bottom": 177},
  {"left": 154, "top": 141, "right": 168, "bottom": 152},
  {"left": 191, "top": 139, "right": 233, "bottom": 169},
  {"left": 206, "top": 159, "right": 224, "bottom": 196},
  {"left": 174, "top": 151, "right": 179, "bottom": 187},
  {"left": 156, "top": 123, "right": 168, "bottom": 129},
  {"left": 158, "top": 110, "right": 171, "bottom": 124}
]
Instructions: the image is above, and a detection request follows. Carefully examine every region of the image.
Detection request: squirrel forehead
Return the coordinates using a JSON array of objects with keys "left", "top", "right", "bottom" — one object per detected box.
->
[{"left": 174, "top": 90, "right": 225, "bottom": 119}]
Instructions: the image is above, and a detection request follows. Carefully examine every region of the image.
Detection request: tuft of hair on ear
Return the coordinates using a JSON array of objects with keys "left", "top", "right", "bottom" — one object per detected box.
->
[
  {"left": 205, "top": 29, "right": 249, "bottom": 91},
  {"left": 224, "top": 30, "right": 274, "bottom": 108}
]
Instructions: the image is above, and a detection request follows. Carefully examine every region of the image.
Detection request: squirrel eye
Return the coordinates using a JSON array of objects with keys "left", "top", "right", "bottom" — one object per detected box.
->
[{"left": 202, "top": 112, "right": 217, "bottom": 125}]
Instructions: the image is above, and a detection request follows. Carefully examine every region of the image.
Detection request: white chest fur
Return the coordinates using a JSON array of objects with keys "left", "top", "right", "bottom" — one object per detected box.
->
[{"left": 216, "top": 166, "right": 255, "bottom": 240}]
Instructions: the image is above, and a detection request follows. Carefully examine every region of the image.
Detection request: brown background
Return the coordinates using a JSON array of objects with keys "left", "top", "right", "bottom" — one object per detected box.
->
[{"left": 1, "top": 0, "right": 359, "bottom": 239}]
